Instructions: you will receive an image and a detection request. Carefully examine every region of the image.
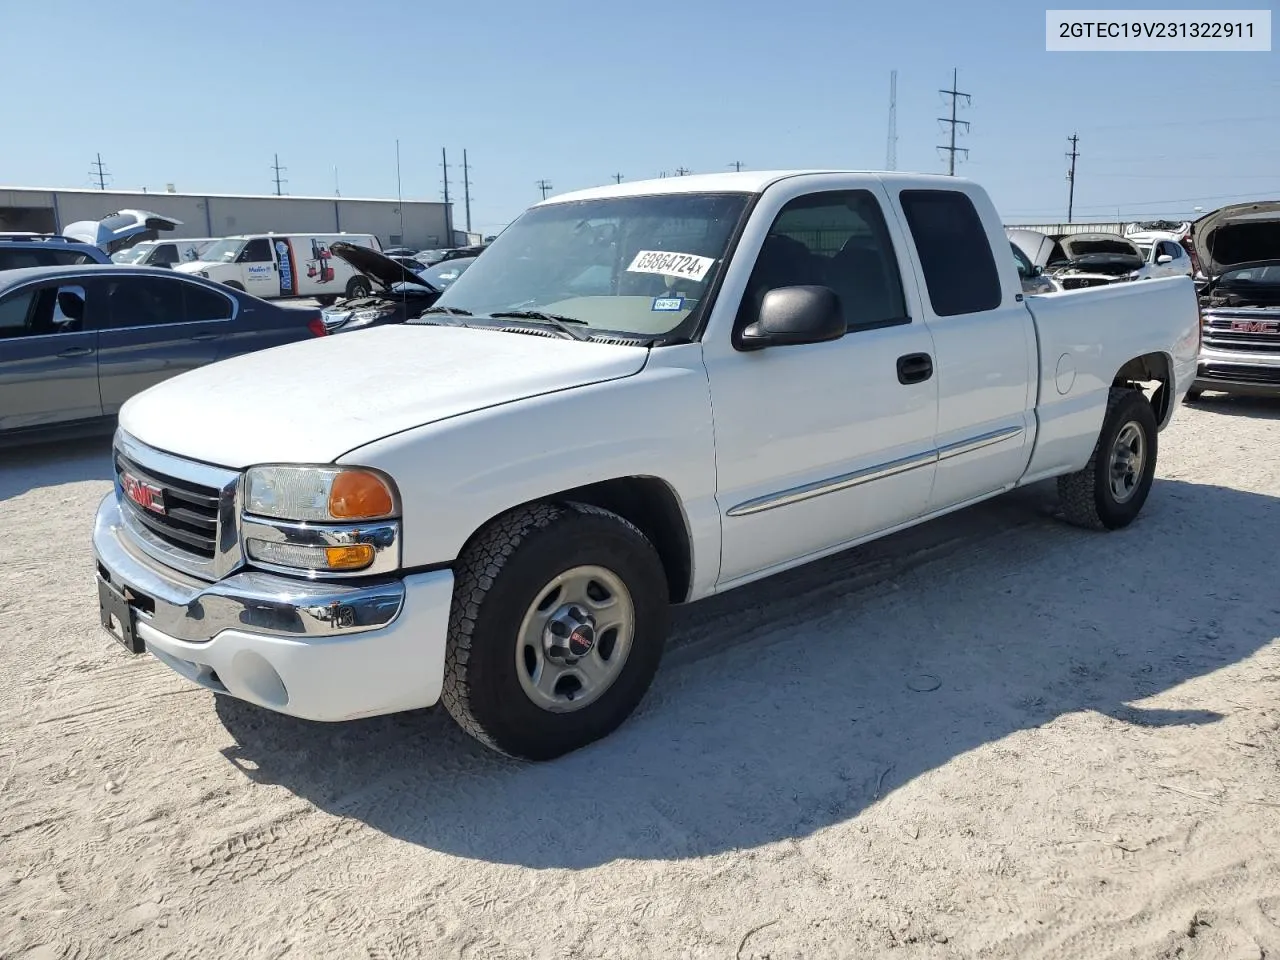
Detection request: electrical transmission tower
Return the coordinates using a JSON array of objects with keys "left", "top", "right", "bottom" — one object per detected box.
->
[
  {"left": 612, "top": 172, "right": 624, "bottom": 184},
  {"left": 728, "top": 160, "right": 744, "bottom": 172},
  {"left": 536, "top": 179, "right": 553, "bottom": 200},
  {"left": 271, "top": 154, "right": 288, "bottom": 195},
  {"left": 936, "top": 68, "right": 971, "bottom": 175},
  {"left": 89, "top": 153, "right": 112, "bottom": 190},
  {"left": 1065, "top": 133, "right": 1080, "bottom": 223},
  {"left": 461, "top": 149, "right": 474, "bottom": 233},
  {"left": 674, "top": 166, "right": 690, "bottom": 176},
  {"left": 886, "top": 70, "right": 898, "bottom": 170}
]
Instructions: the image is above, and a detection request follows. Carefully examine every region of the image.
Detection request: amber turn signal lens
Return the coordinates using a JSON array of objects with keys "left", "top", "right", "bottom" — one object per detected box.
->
[
  {"left": 328, "top": 470, "right": 395, "bottom": 520},
  {"left": 324, "top": 544, "right": 376, "bottom": 570}
]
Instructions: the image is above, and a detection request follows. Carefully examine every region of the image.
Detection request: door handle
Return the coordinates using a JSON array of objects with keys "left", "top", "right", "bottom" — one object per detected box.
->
[
  {"left": 896, "top": 352, "right": 933, "bottom": 385},
  {"left": 190, "top": 333, "right": 217, "bottom": 341},
  {"left": 57, "top": 346, "right": 94, "bottom": 358}
]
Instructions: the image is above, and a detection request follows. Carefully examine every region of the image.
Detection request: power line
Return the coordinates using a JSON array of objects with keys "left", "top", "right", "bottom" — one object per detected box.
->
[
  {"left": 936, "top": 68, "right": 970, "bottom": 176},
  {"left": 89, "top": 153, "right": 111, "bottom": 191},
  {"left": 1066, "top": 133, "right": 1080, "bottom": 223},
  {"left": 886, "top": 70, "right": 898, "bottom": 170},
  {"left": 536, "top": 179, "right": 553, "bottom": 200},
  {"left": 271, "top": 153, "right": 287, "bottom": 196},
  {"left": 462, "top": 149, "right": 473, "bottom": 233},
  {"left": 728, "top": 160, "right": 744, "bottom": 172}
]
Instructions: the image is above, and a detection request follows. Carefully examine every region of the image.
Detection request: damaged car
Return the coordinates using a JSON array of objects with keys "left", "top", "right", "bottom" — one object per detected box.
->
[
  {"left": 1008, "top": 228, "right": 1191, "bottom": 290},
  {"left": 320, "top": 242, "right": 475, "bottom": 333},
  {"left": 61, "top": 209, "right": 183, "bottom": 256},
  {"left": 1188, "top": 201, "right": 1280, "bottom": 400}
]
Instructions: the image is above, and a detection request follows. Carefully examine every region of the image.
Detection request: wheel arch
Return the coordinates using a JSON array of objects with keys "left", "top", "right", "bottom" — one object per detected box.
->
[
  {"left": 455, "top": 475, "right": 695, "bottom": 604},
  {"left": 1112, "top": 349, "right": 1175, "bottom": 428}
]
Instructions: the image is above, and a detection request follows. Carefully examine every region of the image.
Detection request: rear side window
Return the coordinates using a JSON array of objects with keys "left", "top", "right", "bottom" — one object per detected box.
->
[
  {"left": 182, "top": 281, "right": 235, "bottom": 322},
  {"left": 899, "top": 190, "right": 1002, "bottom": 317},
  {"left": 103, "top": 277, "right": 187, "bottom": 328}
]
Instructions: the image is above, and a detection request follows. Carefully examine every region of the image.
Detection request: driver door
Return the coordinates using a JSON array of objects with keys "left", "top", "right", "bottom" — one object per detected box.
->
[
  {"left": 238, "top": 238, "right": 278, "bottom": 298},
  {"left": 701, "top": 181, "right": 940, "bottom": 587}
]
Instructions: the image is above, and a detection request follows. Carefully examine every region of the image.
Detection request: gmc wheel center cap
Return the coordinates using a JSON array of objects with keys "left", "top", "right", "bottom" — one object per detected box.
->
[{"left": 567, "top": 623, "right": 596, "bottom": 657}]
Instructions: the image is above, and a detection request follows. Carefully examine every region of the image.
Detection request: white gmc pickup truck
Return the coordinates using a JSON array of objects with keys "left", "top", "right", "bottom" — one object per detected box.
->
[{"left": 92, "top": 171, "right": 1201, "bottom": 760}]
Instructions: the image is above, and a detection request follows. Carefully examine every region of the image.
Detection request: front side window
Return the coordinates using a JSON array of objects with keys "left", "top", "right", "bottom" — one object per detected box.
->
[
  {"left": 0, "top": 284, "right": 86, "bottom": 338},
  {"left": 899, "top": 189, "right": 1002, "bottom": 317},
  {"left": 239, "top": 238, "right": 273, "bottom": 263},
  {"left": 738, "top": 190, "right": 908, "bottom": 332},
  {"left": 425, "top": 192, "right": 751, "bottom": 338}
]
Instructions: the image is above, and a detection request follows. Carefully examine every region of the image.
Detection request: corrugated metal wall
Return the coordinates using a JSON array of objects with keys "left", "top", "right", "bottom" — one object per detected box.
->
[{"left": 1004, "top": 221, "right": 1126, "bottom": 237}]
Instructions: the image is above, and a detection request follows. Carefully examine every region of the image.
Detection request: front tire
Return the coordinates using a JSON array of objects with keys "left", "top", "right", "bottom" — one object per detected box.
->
[
  {"left": 441, "top": 502, "right": 670, "bottom": 761},
  {"left": 224, "top": 281, "right": 245, "bottom": 292},
  {"left": 346, "top": 277, "right": 372, "bottom": 298},
  {"left": 1057, "top": 386, "right": 1158, "bottom": 531}
]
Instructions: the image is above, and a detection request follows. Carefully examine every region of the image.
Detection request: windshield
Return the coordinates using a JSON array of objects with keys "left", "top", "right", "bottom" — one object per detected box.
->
[
  {"left": 1220, "top": 263, "right": 1280, "bottom": 286},
  {"left": 111, "top": 244, "right": 153, "bottom": 264},
  {"left": 420, "top": 257, "right": 475, "bottom": 289},
  {"left": 200, "top": 238, "right": 245, "bottom": 263},
  {"left": 423, "top": 192, "right": 751, "bottom": 337}
]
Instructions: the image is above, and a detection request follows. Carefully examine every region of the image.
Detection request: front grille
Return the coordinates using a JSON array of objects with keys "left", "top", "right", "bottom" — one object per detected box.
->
[
  {"left": 1202, "top": 316, "right": 1280, "bottom": 354},
  {"left": 1060, "top": 276, "right": 1113, "bottom": 290},
  {"left": 115, "top": 452, "right": 220, "bottom": 559},
  {"left": 1198, "top": 364, "right": 1280, "bottom": 385}
]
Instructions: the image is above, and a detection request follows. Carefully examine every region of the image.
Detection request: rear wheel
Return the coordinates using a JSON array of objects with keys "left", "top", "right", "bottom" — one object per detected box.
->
[
  {"left": 1184, "top": 388, "right": 1203, "bottom": 402},
  {"left": 315, "top": 294, "right": 338, "bottom": 307},
  {"left": 346, "top": 277, "right": 371, "bottom": 298},
  {"left": 441, "top": 502, "right": 669, "bottom": 761},
  {"left": 1057, "top": 386, "right": 1158, "bottom": 531}
]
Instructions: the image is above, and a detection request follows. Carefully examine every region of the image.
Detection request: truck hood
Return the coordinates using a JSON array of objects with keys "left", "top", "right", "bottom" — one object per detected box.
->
[
  {"left": 117, "top": 325, "right": 650, "bottom": 468},
  {"left": 1193, "top": 201, "right": 1280, "bottom": 278}
]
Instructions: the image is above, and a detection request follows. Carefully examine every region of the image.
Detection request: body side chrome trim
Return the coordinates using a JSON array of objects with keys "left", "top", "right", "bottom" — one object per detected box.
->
[{"left": 724, "top": 425, "right": 1025, "bottom": 518}]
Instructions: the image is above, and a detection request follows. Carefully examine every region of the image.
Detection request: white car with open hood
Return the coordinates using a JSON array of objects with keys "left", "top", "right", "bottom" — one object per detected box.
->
[{"left": 92, "top": 170, "right": 1201, "bottom": 761}]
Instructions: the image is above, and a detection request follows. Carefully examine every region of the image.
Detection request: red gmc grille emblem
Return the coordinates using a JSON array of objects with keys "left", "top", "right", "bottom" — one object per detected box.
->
[
  {"left": 121, "top": 472, "right": 166, "bottom": 515},
  {"left": 1231, "top": 320, "right": 1280, "bottom": 334}
]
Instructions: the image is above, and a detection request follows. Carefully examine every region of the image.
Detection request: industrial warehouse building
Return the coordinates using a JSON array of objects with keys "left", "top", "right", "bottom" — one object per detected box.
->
[{"left": 0, "top": 186, "right": 465, "bottom": 249}]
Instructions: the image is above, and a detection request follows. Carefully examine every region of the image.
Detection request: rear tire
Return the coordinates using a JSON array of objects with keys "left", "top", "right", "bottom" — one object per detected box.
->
[
  {"left": 346, "top": 277, "right": 371, "bottom": 298},
  {"left": 1184, "top": 388, "right": 1203, "bottom": 402},
  {"left": 441, "top": 502, "right": 669, "bottom": 761},
  {"left": 315, "top": 295, "right": 337, "bottom": 307},
  {"left": 1057, "top": 386, "right": 1158, "bottom": 531}
]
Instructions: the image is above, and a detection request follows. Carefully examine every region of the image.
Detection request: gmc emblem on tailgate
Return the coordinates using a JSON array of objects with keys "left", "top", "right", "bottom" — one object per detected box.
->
[
  {"left": 1231, "top": 319, "right": 1280, "bottom": 333},
  {"left": 121, "top": 472, "right": 166, "bottom": 515}
]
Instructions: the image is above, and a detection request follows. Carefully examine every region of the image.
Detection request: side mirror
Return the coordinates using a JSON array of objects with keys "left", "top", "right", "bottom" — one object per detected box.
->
[
  {"left": 740, "top": 285, "right": 845, "bottom": 350},
  {"left": 1156, "top": 254, "right": 1173, "bottom": 264},
  {"left": 1031, "top": 264, "right": 1044, "bottom": 277}
]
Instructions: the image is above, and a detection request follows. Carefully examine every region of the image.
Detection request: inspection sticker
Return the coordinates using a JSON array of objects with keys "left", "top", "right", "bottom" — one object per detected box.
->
[
  {"left": 626, "top": 250, "right": 715, "bottom": 282},
  {"left": 651, "top": 296, "right": 685, "bottom": 311}
]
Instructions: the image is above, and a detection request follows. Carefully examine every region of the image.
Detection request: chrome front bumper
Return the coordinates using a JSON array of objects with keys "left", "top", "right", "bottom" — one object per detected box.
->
[
  {"left": 93, "top": 493, "right": 455, "bottom": 721},
  {"left": 94, "top": 494, "right": 406, "bottom": 642}
]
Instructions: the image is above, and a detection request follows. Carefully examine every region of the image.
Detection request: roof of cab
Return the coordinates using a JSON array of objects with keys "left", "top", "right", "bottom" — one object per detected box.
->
[{"left": 537, "top": 170, "right": 975, "bottom": 205}]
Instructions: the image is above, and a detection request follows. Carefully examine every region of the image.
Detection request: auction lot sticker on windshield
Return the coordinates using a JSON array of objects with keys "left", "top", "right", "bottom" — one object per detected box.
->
[{"left": 627, "top": 250, "right": 715, "bottom": 282}]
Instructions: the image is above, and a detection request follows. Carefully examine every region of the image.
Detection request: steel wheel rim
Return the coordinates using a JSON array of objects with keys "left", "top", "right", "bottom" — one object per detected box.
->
[
  {"left": 1109, "top": 421, "right": 1146, "bottom": 504},
  {"left": 515, "top": 565, "right": 636, "bottom": 714}
]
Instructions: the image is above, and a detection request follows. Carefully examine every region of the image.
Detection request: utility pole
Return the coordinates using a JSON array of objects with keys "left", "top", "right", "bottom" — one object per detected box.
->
[
  {"left": 271, "top": 153, "right": 287, "bottom": 195},
  {"left": 395, "top": 140, "right": 404, "bottom": 242},
  {"left": 89, "top": 153, "right": 111, "bottom": 191},
  {"left": 536, "top": 179, "right": 553, "bottom": 200},
  {"left": 440, "top": 148, "right": 451, "bottom": 206},
  {"left": 461, "top": 149, "right": 473, "bottom": 233},
  {"left": 728, "top": 160, "right": 744, "bottom": 172},
  {"left": 334, "top": 165, "right": 340, "bottom": 197},
  {"left": 674, "top": 166, "right": 690, "bottom": 176},
  {"left": 612, "top": 172, "right": 624, "bottom": 183},
  {"left": 1065, "top": 133, "right": 1080, "bottom": 223},
  {"left": 886, "top": 70, "right": 898, "bottom": 170},
  {"left": 936, "top": 68, "right": 971, "bottom": 175}
]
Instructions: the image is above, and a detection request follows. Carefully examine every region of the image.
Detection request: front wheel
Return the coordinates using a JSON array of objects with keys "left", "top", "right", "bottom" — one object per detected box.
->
[
  {"left": 224, "top": 281, "right": 245, "bottom": 292},
  {"left": 346, "top": 276, "right": 371, "bottom": 299},
  {"left": 1057, "top": 386, "right": 1158, "bottom": 531},
  {"left": 441, "top": 502, "right": 669, "bottom": 761}
]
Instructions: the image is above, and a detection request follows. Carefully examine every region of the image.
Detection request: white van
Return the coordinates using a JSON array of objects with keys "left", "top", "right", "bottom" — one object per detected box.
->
[
  {"left": 174, "top": 233, "right": 382, "bottom": 302},
  {"left": 111, "top": 237, "right": 218, "bottom": 268}
]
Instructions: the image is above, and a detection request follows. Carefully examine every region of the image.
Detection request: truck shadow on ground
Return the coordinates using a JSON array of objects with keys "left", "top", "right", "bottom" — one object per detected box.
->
[
  {"left": 0, "top": 435, "right": 114, "bottom": 502},
  {"left": 1186, "top": 395, "right": 1280, "bottom": 421},
  {"left": 216, "top": 478, "right": 1278, "bottom": 868}
]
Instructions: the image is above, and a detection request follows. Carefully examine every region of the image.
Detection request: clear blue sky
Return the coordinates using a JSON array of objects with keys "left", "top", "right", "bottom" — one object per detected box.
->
[{"left": 3, "top": 0, "right": 1276, "bottom": 234}]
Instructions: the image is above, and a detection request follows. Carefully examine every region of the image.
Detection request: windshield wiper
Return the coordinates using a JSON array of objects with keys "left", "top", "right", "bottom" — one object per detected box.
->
[
  {"left": 420, "top": 305, "right": 473, "bottom": 317},
  {"left": 416, "top": 305, "right": 476, "bottom": 328},
  {"left": 489, "top": 310, "right": 591, "bottom": 341}
]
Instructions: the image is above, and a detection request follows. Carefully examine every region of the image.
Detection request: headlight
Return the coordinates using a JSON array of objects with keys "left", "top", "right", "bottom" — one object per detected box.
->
[
  {"left": 346, "top": 307, "right": 393, "bottom": 328},
  {"left": 244, "top": 465, "right": 399, "bottom": 522}
]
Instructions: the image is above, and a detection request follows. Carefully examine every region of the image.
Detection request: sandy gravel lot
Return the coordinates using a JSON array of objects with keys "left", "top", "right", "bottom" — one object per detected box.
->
[{"left": 2, "top": 397, "right": 1279, "bottom": 960}]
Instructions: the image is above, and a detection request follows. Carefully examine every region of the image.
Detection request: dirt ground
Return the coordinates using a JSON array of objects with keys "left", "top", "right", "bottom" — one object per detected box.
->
[{"left": 2, "top": 396, "right": 1279, "bottom": 960}]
